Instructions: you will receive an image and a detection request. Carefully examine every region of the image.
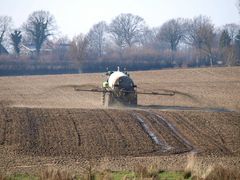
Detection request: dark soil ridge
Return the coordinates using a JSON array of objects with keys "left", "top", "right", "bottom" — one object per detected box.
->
[{"left": 0, "top": 107, "right": 239, "bottom": 159}]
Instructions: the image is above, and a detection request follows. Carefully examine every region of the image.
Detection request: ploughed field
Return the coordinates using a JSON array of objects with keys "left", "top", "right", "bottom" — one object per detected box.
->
[
  {"left": 0, "top": 67, "right": 240, "bottom": 173},
  {"left": 0, "top": 108, "right": 239, "bottom": 157}
]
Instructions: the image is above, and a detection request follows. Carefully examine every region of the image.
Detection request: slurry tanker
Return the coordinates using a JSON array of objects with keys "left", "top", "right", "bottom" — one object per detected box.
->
[{"left": 75, "top": 67, "right": 175, "bottom": 107}]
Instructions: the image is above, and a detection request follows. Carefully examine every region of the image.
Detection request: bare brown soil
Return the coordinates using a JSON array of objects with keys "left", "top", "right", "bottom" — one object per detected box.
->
[
  {"left": 0, "top": 66, "right": 239, "bottom": 111},
  {"left": 0, "top": 67, "right": 240, "bottom": 174}
]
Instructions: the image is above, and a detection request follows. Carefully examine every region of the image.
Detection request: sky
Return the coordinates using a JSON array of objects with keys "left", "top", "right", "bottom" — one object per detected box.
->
[{"left": 0, "top": 0, "right": 239, "bottom": 38}]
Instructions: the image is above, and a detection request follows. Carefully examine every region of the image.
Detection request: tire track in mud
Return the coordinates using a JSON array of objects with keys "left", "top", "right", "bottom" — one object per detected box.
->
[
  {"left": 89, "top": 110, "right": 109, "bottom": 150},
  {"left": 23, "top": 109, "right": 48, "bottom": 155},
  {"left": 35, "top": 109, "right": 49, "bottom": 154},
  {"left": 67, "top": 110, "right": 81, "bottom": 146},
  {"left": 95, "top": 110, "right": 158, "bottom": 156},
  {"left": 149, "top": 111, "right": 194, "bottom": 150},
  {"left": 36, "top": 109, "right": 49, "bottom": 154},
  {"left": 98, "top": 110, "right": 154, "bottom": 156},
  {"left": 0, "top": 108, "right": 18, "bottom": 146},
  {"left": 25, "top": 108, "right": 39, "bottom": 150},
  {"left": 133, "top": 113, "right": 162, "bottom": 146},
  {"left": 168, "top": 112, "right": 231, "bottom": 155},
  {"left": 102, "top": 110, "right": 127, "bottom": 149},
  {"left": 0, "top": 108, "right": 8, "bottom": 145},
  {"left": 132, "top": 110, "right": 194, "bottom": 154},
  {"left": 52, "top": 111, "right": 68, "bottom": 155}
]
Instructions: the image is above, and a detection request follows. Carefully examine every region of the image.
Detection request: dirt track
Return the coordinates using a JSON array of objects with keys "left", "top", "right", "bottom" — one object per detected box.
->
[{"left": 0, "top": 67, "right": 240, "bottom": 173}]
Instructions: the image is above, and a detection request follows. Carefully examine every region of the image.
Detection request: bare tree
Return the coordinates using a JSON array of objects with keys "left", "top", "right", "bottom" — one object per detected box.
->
[
  {"left": 0, "top": 16, "right": 12, "bottom": 53},
  {"left": 235, "top": 30, "right": 240, "bottom": 64},
  {"left": 223, "top": 23, "right": 240, "bottom": 43},
  {"left": 24, "top": 10, "right": 56, "bottom": 56},
  {"left": 157, "top": 18, "right": 186, "bottom": 51},
  {"left": 11, "top": 30, "right": 22, "bottom": 55},
  {"left": 219, "top": 30, "right": 231, "bottom": 48},
  {"left": 139, "top": 27, "right": 158, "bottom": 47},
  {"left": 185, "top": 16, "right": 215, "bottom": 66},
  {"left": 87, "top": 21, "right": 107, "bottom": 58},
  {"left": 53, "top": 36, "right": 71, "bottom": 61},
  {"left": 109, "top": 13, "right": 146, "bottom": 48},
  {"left": 70, "top": 34, "right": 88, "bottom": 65}
]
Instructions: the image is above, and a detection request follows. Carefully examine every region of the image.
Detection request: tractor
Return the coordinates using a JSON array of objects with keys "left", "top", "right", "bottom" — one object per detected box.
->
[{"left": 75, "top": 67, "right": 175, "bottom": 107}]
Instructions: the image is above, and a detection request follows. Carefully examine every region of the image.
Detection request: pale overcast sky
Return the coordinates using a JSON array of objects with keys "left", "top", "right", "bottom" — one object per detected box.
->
[{"left": 0, "top": 0, "right": 239, "bottom": 38}]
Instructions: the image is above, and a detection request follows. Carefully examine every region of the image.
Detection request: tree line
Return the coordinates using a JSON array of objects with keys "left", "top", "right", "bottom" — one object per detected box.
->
[{"left": 0, "top": 9, "right": 240, "bottom": 75}]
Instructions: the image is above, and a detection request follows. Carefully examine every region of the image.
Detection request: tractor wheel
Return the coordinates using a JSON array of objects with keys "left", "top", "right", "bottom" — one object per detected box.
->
[
  {"left": 129, "top": 93, "right": 137, "bottom": 106},
  {"left": 104, "top": 93, "right": 112, "bottom": 107},
  {"left": 102, "top": 92, "right": 105, "bottom": 106}
]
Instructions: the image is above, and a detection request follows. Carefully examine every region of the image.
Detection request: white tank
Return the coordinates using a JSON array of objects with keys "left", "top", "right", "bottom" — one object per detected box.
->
[{"left": 108, "top": 71, "right": 127, "bottom": 89}]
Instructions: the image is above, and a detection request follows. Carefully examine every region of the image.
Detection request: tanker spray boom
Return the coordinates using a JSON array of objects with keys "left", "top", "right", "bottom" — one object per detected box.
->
[{"left": 75, "top": 67, "right": 175, "bottom": 107}]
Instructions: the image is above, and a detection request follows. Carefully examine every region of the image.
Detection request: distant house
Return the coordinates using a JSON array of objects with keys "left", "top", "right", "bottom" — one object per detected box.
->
[
  {"left": 0, "top": 44, "right": 9, "bottom": 55},
  {"left": 20, "top": 44, "right": 53, "bottom": 56},
  {"left": 20, "top": 44, "right": 36, "bottom": 56}
]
